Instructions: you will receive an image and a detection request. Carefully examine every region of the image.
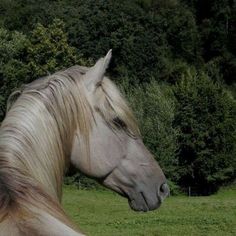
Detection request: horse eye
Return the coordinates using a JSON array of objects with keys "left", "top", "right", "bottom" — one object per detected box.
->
[{"left": 113, "top": 117, "right": 126, "bottom": 129}]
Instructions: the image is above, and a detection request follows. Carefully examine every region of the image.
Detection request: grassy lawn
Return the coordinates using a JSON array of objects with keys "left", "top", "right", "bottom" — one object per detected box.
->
[{"left": 62, "top": 185, "right": 236, "bottom": 236}]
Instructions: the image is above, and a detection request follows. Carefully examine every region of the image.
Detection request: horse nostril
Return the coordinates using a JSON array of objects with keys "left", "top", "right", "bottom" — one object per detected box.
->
[{"left": 160, "top": 183, "right": 170, "bottom": 197}]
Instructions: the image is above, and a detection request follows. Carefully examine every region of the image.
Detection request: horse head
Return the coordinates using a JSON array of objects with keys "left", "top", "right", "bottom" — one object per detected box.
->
[{"left": 70, "top": 50, "right": 169, "bottom": 211}]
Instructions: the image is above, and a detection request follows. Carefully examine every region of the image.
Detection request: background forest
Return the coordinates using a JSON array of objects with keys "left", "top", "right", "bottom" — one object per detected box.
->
[{"left": 0, "top": 0, "right": 235, "bottom": 195}]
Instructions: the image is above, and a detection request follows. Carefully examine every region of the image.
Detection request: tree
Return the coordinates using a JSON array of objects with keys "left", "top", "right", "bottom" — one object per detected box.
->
[
  {"left": 26, "top": 19, "right": 82, "bottom": 80},
  {"left": 182, "top": 0, "right": 236, "bottom": 84},
  {"left": 0, "top": 28, "right": 29, "bottom": 119},
  {"left": 173, "top": 69, "right": 236, "bottom": 194},
  {"left": 0, "top": 19, "right": 83, "bottom": 121}
]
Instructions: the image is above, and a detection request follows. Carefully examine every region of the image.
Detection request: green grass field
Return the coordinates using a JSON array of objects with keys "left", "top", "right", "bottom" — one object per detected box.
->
[{"left": 62, "top": 185, "right": 236, "bottom": 236}]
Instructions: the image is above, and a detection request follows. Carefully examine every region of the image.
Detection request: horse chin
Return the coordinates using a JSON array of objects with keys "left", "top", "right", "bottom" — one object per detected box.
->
[
  {"left": 127, "top": 192, "right": 162, "bottom": 212},
  {"left": 101, "top": 171, "right": 163, "bottom": 212}
]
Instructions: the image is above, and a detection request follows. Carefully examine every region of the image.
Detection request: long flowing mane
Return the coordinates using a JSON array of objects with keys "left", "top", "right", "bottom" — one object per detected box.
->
[{"left": 0, "top": 66, "right": 139, "bottom": 235}]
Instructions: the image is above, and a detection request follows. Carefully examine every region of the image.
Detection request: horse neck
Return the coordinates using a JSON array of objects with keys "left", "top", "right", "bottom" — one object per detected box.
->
[
  {"left": 0, "top": 92, "right": 76, "bottom": 201},
  {"left": 0, "top": 73, "right": 92, "bottom": 202}
]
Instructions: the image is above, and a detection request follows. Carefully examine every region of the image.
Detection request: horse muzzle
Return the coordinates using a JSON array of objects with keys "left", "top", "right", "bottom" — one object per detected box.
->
[{"left": 127, "top": 183, "right": 170, "bottom": 212}]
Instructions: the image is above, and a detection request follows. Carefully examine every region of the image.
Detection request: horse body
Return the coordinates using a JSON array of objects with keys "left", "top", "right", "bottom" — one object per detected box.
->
[{"left": 0, "top": 51, "right": 169, "bottom": 235}]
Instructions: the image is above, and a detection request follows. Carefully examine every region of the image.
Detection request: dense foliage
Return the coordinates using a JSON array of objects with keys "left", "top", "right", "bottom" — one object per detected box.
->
[
  {"left": 174, "top": 70, "right": 236, "bottom": 193},
  {"left": 0, "top": 0, "right": 235, "bottom": 194},
  {"left": 0, "top": 19, "right": 82, "bottom": 119}
]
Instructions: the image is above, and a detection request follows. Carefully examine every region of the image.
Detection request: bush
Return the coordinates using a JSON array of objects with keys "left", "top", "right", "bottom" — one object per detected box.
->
[
  {"left": 64, "top": 173, "right": 105, "bottom": 190},
  {"left": 167, "top": 180, "right": 183, "bottom": 196}
]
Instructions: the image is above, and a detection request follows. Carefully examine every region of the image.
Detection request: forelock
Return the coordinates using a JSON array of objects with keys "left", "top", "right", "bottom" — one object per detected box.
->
[{"left": 94, "top": 77, "right": 140, "bottom": 137}]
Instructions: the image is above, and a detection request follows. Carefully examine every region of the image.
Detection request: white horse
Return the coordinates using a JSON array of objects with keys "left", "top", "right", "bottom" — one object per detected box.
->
[{"left": 0, "top": 50, "right": 169, "bottom": 235}]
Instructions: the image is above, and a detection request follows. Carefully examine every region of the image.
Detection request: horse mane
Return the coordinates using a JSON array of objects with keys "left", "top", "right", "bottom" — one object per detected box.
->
[
  {"left": 0, "top": 65, "right": 139, "bottom": 234},
  {"left": 2, "top": 67, "right": 92, "bottom": 199}
]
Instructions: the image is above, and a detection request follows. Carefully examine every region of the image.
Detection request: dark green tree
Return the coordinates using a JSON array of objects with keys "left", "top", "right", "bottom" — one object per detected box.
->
[
  {"left": 0, "top": 19, "right": 83, "bottom": 121},
  {"left": 26, "top": 19, "right": 82, "bottom": 80},
  {"left": 174, "top": 69, "right": 236, "bottom": 194},
  {"left": 0, "top": 28, "right": 29, "bottom": 119},
  {"left": 182, "top": 0, "right": 236, "bottom": 84}
]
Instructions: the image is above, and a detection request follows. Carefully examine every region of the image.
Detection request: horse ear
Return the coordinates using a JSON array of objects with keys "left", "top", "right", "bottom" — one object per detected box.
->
[{"left": 84, "top": 49, "right": 112, "bottom": 91}]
